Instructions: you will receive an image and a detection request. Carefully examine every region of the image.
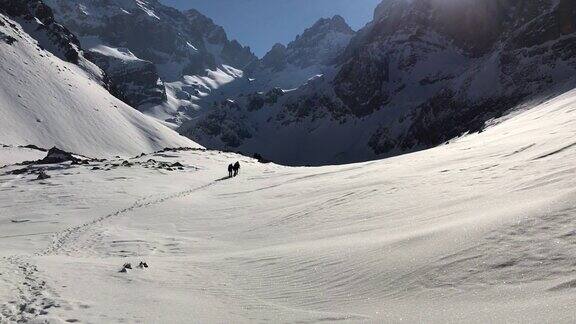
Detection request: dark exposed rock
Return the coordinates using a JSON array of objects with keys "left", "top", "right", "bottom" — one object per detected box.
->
[
  {"left": 330, "top": 0, "right": 576, "bottom": 157},
  {"left": 253, "top": 153, "right": 271, "bottom": 164},
  {"left": 37, "top": 147, "right": 80, "bottom": 164},
  {"left": 86, "top": 49, "right": 166, "bottom": 107},
  {"left": 253, "top": 16, "right": 354, "bottom": 74},
  {"left": 334, "top": 49, "right": 390, "bottom": 117},
  {"left": 36, "top": 170, "right": 50, "bottom": 180},
  {"left": 260, "top": 43, "right": 288, "bottom": 72},
  {"left": 41, "top": 0, "right": 257, "bottom": 112},
  {"left": 286, "top": 15, "right": 355, "bottom": 68},
  {"left": 0, "top": 31, "right": 16, "bottom": 44},
  {"left": 247, "top": 88, "right": 284, "bottom": 111},
  {"left": 20, "top": 144, "right": 47, "bottom": 152},
  {"left": 368, "top": 127, "right": 396, "bottom": 156},
  {"left": 45, "top": 0, "right": 257, "bottom": 79},
  {"left": 0, "top": 0, "right": 82, "bottom": 63},
  {"left": 188, "top": 108, "right": 253, "bottom": 148},
  {"left": 257, "top": 15, "right": 355, "bottom": 72},
  {"left": 120, "top": 263, "right": 132, "bottom": 273},
  {"left": 10, "top": 168, "right": 28, "bottom": 175}
]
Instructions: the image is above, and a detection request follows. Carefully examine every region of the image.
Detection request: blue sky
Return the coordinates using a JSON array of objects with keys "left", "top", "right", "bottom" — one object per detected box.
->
[{"left": 160, "top": 0, "right": 381, "bottom": 57}]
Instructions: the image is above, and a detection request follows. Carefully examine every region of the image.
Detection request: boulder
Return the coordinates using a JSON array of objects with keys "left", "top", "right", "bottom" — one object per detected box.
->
[{"left": 38, "top": 147, "right": 80, "bottom": 164}]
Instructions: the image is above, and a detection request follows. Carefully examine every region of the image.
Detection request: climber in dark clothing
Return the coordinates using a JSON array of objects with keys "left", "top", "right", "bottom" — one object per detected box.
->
[
  {"left": 228, "top": 163, "right": 234, "bottom": 178},
  {"left": 233, "top": 161, "right": 241, "bottom": 177}
]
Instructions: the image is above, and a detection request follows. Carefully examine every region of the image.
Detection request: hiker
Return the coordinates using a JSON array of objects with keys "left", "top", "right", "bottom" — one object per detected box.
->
[
  {"left": 233, "top": 161, "right": 241, "bottom": 177},
  {"left": 228, "top": 163, "right": 234, "bottom": 178}
]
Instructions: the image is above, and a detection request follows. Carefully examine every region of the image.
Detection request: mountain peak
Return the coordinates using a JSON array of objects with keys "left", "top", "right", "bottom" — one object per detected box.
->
[
  {"left": 258, "top": 14, "right": 356, "bottom": 72},
  {"left": 301, "top": 14, "right": 355, "bottom": 40},
  {"left": 183, "top": 8, "right": 228, "bottom": 44},
  {"left": 260, "top": 43, "right": 288, "bottom": 71}
]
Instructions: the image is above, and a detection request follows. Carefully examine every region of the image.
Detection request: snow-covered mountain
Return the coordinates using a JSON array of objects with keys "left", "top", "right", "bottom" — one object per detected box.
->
[
  {"left": 43, "top": 0, "right": 258, "bottom": 126},
  {"left": 333, "top": 0, "right": 576, "bottom": 154},
  {"left": 44, "top": 0, "right": 257, "bottom": 77},
  {"left": 40, "top": 0, "right": 359, "bottom": 143},
  {"left": 0, "top": 0, "right": 197, "bottom": 157},
  {"left": 10, "top": 0, "right": 576, "bottom": 166},
  {"left": 185, "top": 0, "right": 576, "bottom": 165},
  {"left": 179, "top": 15, "right": 358, "bottom": 155},
  {"left": 246, "top": 15, "right": 356, "bottom": 90}
]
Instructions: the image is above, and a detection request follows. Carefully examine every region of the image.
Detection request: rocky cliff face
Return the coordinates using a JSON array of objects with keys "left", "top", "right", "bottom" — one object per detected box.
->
[
  {"left": 184, "top": 9, "right": 255, "bottom": 69},
  {"left": 86, "top": 46, "right": 166, "bottom": 107},
  {"left": 0, "top": 0, "right": 83, "bottom": 64},
  {"left": 43, "top": 0, "right": 252, "bottom": 75},
  {"left": 181, "top": 16, "right": 357, "bottom": 152},
  {"left": 42, "top": 0, "right": 257, "bottom": 113},
  {"left": 261, "top": 15, "right": 354, "bottom": 71},
  {"left": 253, "top": 15, "right": 355, "bottom": 79},
  {"left": 335, "top": 0, "right": 576, "bottom": 156}
]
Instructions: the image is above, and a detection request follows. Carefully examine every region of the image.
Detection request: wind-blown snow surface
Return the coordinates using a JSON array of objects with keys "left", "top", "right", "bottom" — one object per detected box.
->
[
  {"left": 2, "top": 88, "right": 576, "bottom": 322},
  {"left": 0, "top": 13, "right": 198, "bottom": 157},
  {"left": 0, "top": 146, "right": 45, "bottom": 168}
]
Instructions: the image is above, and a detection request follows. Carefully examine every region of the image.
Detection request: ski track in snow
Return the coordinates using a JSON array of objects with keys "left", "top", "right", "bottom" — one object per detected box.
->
[
  {"left": 1, "top": 178, "right": 220, "bottom": 323},
  {"left": 0, "top": 256, "right": 61, "bottom": 323},
  {"left": 42, "top": 182, "right": 218, "bottom": 256}
]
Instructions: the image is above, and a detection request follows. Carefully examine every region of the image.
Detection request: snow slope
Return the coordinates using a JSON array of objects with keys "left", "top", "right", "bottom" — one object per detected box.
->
[
  {"left": 1, "top": 83, "right": 576, "bottom": 322},
  {"left": 0, "top": 145, "right": 46, "bottom": 167},
  {"left": 0, "top": 12, "right": 198, "bottom": 158}
]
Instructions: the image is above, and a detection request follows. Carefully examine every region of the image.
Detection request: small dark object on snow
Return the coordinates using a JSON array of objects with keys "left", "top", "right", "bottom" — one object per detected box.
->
[
  {"left": 10, "top": 168, "right": 28, "bottom": 175},
  {"left": 11, "top": 219, "right": 30, "bottom": 223},
  {"left": 120, "top": 263, "right": 132, "bottom": 273},
  {"left": 38, "top": 147, "right": 80, "bottom": 164},
  {"left": 36, "top": 170, "right": 51, "bottom": 180},
  {"left": 91, "top": 166, "right": 100, "bottom": 170},
  {"left": 138, "top": 261, "right": 148, "bottom": 269},
  {"left": 228, "top": 163, "right": 234, "bottom": 178},
  {"left": 20, "top": 144, "right": 47, "bottom": 152},
  {"left": 171, "top": 162, "right": 183, "bottom": 167},
  {"left": 253, "top": 153, "right": 271, "bottom": 164}
]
